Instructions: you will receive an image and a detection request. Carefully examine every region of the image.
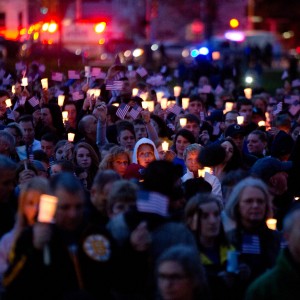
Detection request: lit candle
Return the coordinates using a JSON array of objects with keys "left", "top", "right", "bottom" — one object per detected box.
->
[
  {"left": 62, "top": 111, "right": 68, "bottom": 121},
  {"left": 160, "top": 98, "right": 168, "bottom": 110},
  {"left": 68, "top": 133, "right": 75, "bottom": 142},
  {"left": 93, "top": 89, "right": 101, "bottom": 97},
  {"left": 58, "top": 95, "right": 65, "bottom": 107},
  {"left": 12, "top": 85, "right": 15, "bottom": 94},
  {"left": 182, "top": 98, "right": 190, "bottom": 110},
  {"left": 212, "top": 51, "right": 220, "bottom": 60},
  {"left": 156, "top": 91, "right": 164, "bottom": 103},
  {"left": 258, "top": 120, "right": 266, "bottom": 127},
  {"left": 198, "top": 169, "right": 205, "bottom": 177},
  {"left": 162, "top": 141, "right": 169, "bottom": 151},
  {"left": 5, "top": 99, "right": 12, "bottom": 108},
  {"left": 204, "top": 167, "right": 212, "bottom": 174},
  {"left": 179, "top": 117, "right": 187, "bottom": 127},
  {"left": 140, "top": 92, "right": 148, "bottom": 101},
  {"left": 38, "top": 194, "right": 58, "bottom": 223},
  {"left": 237, "top": 116, "right": 244, "bottom": 125},
  {"left": 174, "top": 86, "right": 181, "bottom": 97},
  {"left": 266, "top": 218, "right": 277, "bottom": 230},
  {"left": 112, "top": 103, "right": 119, "bottom": 107},
  {"left": 244, "top": 88, "right": 252, "bottom": 99},
  {"left": 168, "top": 100, "right": 176, "bottom": 107},
  {"left": 41, "top": 78, "right": 48, "bottom": 89},
  {"left": 225, "top": 102, "right": 234, "bottom": 112},
  {"left": 21, "top": 77, "right": 28, "bottom": 87},
  {"left": 141, "top": 101, "right": 148, "bottom": 110},
  {"left": 147, "top": 101, "right": 155, "bottom": 112},
  {"left": 132, "top": 88, "right": 139, "bottom": 97}
]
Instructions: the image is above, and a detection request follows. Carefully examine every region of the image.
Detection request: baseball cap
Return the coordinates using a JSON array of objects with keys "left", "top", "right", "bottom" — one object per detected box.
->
[
  {"left": 250, "top": 156, "right": 292, "bottom": 183},
  {"left": 225, "top": 124, "right": 246, "bottom": 138}
]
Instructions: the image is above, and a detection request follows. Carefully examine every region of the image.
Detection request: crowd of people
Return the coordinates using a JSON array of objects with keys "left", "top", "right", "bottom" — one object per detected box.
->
[{"left": 0, "top": 51, "right": 300, "bottom": 300}]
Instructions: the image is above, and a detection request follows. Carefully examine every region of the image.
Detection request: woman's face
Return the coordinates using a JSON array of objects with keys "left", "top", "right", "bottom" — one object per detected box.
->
[
  {"left": 158, "top": 261, "right": 194, "bottom": 300},
  {"left": 247, "top": 133, "right": 266, "bottom": 155},
  {"left": 118, "top": 129, "right": 136, "bottom": 151},
  {"left": 176, "top": 135, "right": 191, "bottom": 158},
  {"left": 55, "top": 146, "right": 64, "bottom": 161},
  {"left": 238, "top": 186, "right": 267, "bottom": 229},
  {"left": 291, "top": 126, "right": 300, "bottom": 141},
  {"left": 112, "top": 153, "right": 129, "bottom": 176},
  {"left": 41, "top": 108, "right": 53, "bottom": 127},
  {"left": 221, "top": 141, "right": 234, "bottom": 163},
  {"left": 23, "top": 190, "right": 40, "bottom": 225},
  {"left": 76, "top": 147, "right": 92, "bottom": 169},
  {"left": 137, "top": 144, "right": 155, "bottom": 168},
  {"left": 199, "top": 202, "right": 221, "bottom": 239}
]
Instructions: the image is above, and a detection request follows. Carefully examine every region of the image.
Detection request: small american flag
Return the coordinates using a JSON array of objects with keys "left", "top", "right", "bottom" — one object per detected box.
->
[
  {"left": 136, "top": 67, "right": 148, "bottom": 78},
  {"left": 137, "top": 191, "right": 169, "bottom": 217},
  {"left": 167, "top": 104, "right": 182, "bottom": 115},
  {"left": 241, "top": 234, "right": 261, "bottom": 255},
  {"left": 68, "top": 70, "right": 80, "bottom": 80},
  {"left": 6, "top": 109, "right": 15, "bottom": 121},
  {"left": 106, "top": 80, "right": 124, "bottom": 91},
  {"left": 51, "top": 72, "right": 63, "bottom": 82},
  {"left": 273, "top": 102, "right": 283, "bottom": 115},
  {"left": 28, "top": 96, "right": 39, "bottom": 107},
  {"left": 116, "top": 103, "right": 130, "bottom": 120},
  {"left": 289, "top": 102, "right": 300, "bottom": 116},
  {"left": 128, "top": 104, "right": 143, "bottom": 120}
]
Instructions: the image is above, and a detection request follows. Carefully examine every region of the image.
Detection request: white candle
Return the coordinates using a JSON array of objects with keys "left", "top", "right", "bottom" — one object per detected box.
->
[
  {"left": 93, "top": 89, "right": 101, "bottom": 97},
  {"left": 68, "top": 133, "right": 75, "bottom": 142},
  {"left": 162, "top": 141, "right": 169, "bottom": 151},
  {"left": 132, "top": 88, "right": 139, "bottom": 97},
  {"left": 147, "top": 101, "right": 155, "bottom": 112},
  {"left": 12, "top": 85, "right": 15, "bottom": 94},
  {"left": 179, "top": 117, "right": 187, "bottom": 127},
  {"left": 174, "top": 86, "right": 181, "bottom": 97},
  {"left": 21, "top": 77, "right": 28, "bottom": 87},
  {"left": 212, "top": 51, "right": 221, "bottom": 60},
  {"left": 198, "top": 169, "right": 205, "bottom": 177},
  {"left": 5, "top": 99, "right": 12, "bottom": 108},
  {"left": 62, "top": 111, "right": 68, "bottom": 121},
  {"left": 258, "top": 120, "right": 266, "bottom": 127},
  {"left": 156, "top": 91, "right": 164, "bottom": 103},
  {"left": 244, "top": 88, "right": 252, "bottom": 99},
  {"left": 58, "top": 95, "right": 65, "bottom": 107},
  {"left": 237, "top": 116, "right": 244, "bottom": 125},
  {"left": 38, "top": 194, "right": 58, "bottom": 223},
  {"left": 160, "top": 98, "right": 168, "bottom": 110},
  {"left": 140, "top": 92, "right": 148, "bottom": 101},
  {"left": 141, "top": 101, "right": 148, "bottom": 110},
  {"left": 266, "top": 218, "right": 277, "bottom": 230},
  {"left": 182, "top": 98, "right": 190, "bottom": 110},
  {"left": 41, "top": 78, "right": 48, "bottom": 89},
  {"left": 112, "top": 103, "right": 119, "bottom": 107},
  {"left": 225, "top": 102, "right": 234, "bottom": 112}
]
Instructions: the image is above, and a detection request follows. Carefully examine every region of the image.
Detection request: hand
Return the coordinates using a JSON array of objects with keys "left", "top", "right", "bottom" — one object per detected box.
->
[
  {"left": 130, "top": 221, "right": 151, "bottom": 252},
  {"left": 63, "top": 142, "right": 74, "bottom": 160},
  {"left": 141, "top": 109, "right": 151, "bottom": 124},
  {"left": 93, "top": 102, "right": 107, "bottom": 122},
  {"left": 163, "top": 150, "right": 176, "bottom": 161},
  {"left": 33, "top": 223, "right": 52, "bottom": 250}
]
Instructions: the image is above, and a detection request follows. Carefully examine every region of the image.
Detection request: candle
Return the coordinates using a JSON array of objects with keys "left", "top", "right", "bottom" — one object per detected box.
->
[
  {"left": 112, "top": 103, "right": 119, "bottom": 107},
  {"left": 38, "top": 194, "right": 58, "bottom": 223},
  {"left": 266, "top": 218, "right": 277, "bottom": 230},
  {"left": 58, "top": 95, "right": 65, "bottom": 107},
  {"left": 12, "top": 85, "right": 15, "bottom": 94},
  {"left": 204, "top": 167, "right": 212, "bottom": 174},
  {"left": 182, "top": 98, "right": 190, "bottom": 110},
  {"left": 160, "top": 98, "right": 168, "bottom": 110},
  {"left": 21, "top": 77, "right": 28, "bottom": 87},
  {"left": 258, "top": 120, "right": 266, "bottom": 127},
  {"left": 156, "top": 91, "right": 164, "bottom": 103},
  {"left": 168, "top": 100, "right": 176, "bottom": 107},
  {"left": 174, "top": 86, "right": 181, "bottom": 97},
  {"left": 93, "top": 89, "right": 101, "bottom": 97},
  {"left": 68, "top": 133, "right": 75, "bottom": 142},
  {"left": 198, "top": 169, "right": 205, "bottom": 177},
  {"left": 162, "top": 141, "right": 169, "bottom": 151},
  {"left": 132, "top": 88, "right": 139, "bottom": 97},
  {"left": 225, "top": 102, "right": 234, "bottom": 112},
  {"left": 5, "top": 99, "right": 12, "bottom": 108},
  {"left": 147, "top": 101, "right": 155, "bottom": 112},
  {"left": 244, "top": 88, "right": 252, "bottom": 99},
  {"left": 141, "top": 101, "right": 148, "bottom": 110},
  {"left": 179, "top": 117, "right": 187, "bottom": 127},
  {"left": 140, "top": 92, "right": 148, "bottom": 101},
  {"left": 41, "top": 78, "right": 48, "bottom": 89},
  {"left": 237, "top": 116, "right": 244, "bottom": 125},
  {"left": 212, "top": 51, "right": 221, "bottom": 60},
  {"left": 62, "top": 111, "right": 68, "bottom": 121}
]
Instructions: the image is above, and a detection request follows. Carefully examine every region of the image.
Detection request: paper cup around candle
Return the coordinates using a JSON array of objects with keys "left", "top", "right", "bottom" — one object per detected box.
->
[
  {"left": 204, "top": 167, "right": 212, "bottom": 174},
  {"left": 174, "top": 86, "right": 181, "bottom": 97},
  {"left": 5, "top": 99, "right": 12, "bottom": 108},
  {"left": 93, "top": 89, "right": 101, "bottom": 97},
  {"left": 140, "top": 92, "right": 148, "bottom": 101},
  {"left": 160, "top": 98, "right": 168, "bottom": 110},
  {"left": 41, "top": 78, "right": 48, "bottom": 89},
  {"left": 266, "top": 218, "right": 277, "bottom": 230},
  {"left": 198, "top": 169, "right": 205, "bottom": 177},
  {"left": 182, "top": 98, "right": 190, "bottom": 110},
  {"left": 12, "top": 85, "right": 15, "bottom": 94},
  {"left": 179, "top": 117, "right": 187, "bottom": 127},
  {"left": 258, "top": 120, "right": 266, "bottom": 127},
  {"left": 212, "top": 51, "right": 221, "bottom": 60},
  {"left": 112, "top": 103, "right": 119, "bottom": 107},
  {"left": 68, "top": 133, "right": 75, "bottom": 142},
  {"left": 162, "top": 141, "right": 169, "bottom": 151},
  {"left": 237, "top": 116, "right": 244, "bottom": 125},
  {"left": 225, "top": 102, "right": 234, "bottom": 112},
  {"left": 132, "top": 88, "right": 139, "bottom": 97},
  {"left": 244, "top": 88, "right": 252, "bottom": 99},
  {"left": 21, "top": 77, "right": 28, "bottom": 87},
  {"left": 62, "top": 111, "right": 68, "bottom": 120},
  {"left": 38, "top": 194, "right": 58, "bottom": 223},
  {"left": 58, "top": 95, "right": 65, "bottom": 107},
  {"left": 141, "top": 101, "right": 148, "bottom": 110},
  {"left": 156, "top": 91, "right": 164, "bottom": 103}
]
